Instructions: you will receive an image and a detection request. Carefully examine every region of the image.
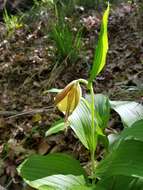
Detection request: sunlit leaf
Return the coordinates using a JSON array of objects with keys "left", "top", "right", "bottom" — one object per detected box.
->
[
  {"left": 39, "top": 184, "right": 94, "bottom": 190},
  {"left": 69, "top": 97, "right": 104, "bottom": 150},
  {"left": 29, "top": 175, "right": 86, "bottom": 190},
  {"left": 39, "top": 185, "right": 55, "bottom": 190},
  {"left": 110, "top": 101, "right": 143, "bottom": 127},
  {"left": 89, "top": 3, "right": 110, "bottom": 82},
  {"left": 68, "top": 98, "right": 91, "bottom": 149}
]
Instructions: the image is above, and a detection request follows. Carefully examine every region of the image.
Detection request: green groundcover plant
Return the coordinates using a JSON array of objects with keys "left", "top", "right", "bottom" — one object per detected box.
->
[
  {"left": 18, "top": 4, "right": 143, "bottom": 190},
  {"left": 51, "top": 21, "right": 82, "bottom": 63},
  {"left": 3, "top": 9, "right": 23, "bottom": 36}
]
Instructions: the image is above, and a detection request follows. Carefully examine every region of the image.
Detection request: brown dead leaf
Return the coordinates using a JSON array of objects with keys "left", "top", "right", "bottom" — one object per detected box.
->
[
  {"left": 5, "top": 161, "right": 16, "bottom": 178},
  {"left": 38, "top": 140, "right": 50, "bottom": 155},
  {"left": 0, "top": 118, "right": 6, "bottom": 128}
]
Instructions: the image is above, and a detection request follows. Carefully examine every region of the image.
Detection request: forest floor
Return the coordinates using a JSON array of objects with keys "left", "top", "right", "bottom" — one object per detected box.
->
[{"left": 0, "top": 2, "right": 143, "bottom": 189}]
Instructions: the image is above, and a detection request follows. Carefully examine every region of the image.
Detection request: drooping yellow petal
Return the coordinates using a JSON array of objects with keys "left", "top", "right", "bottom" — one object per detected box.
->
[
  {"left": 55, "top": 81, "right": 74, "bottom": 106},
  {"left": 55, "top": 81, "right": 82, "bottom": 116}
]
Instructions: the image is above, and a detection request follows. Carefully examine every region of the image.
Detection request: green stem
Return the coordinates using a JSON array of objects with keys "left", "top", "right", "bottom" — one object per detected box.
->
[
  {"left": 77, "top": 78, "right": 88, "bottom": 85},
  {"left": 91, "top": 148, "right": 95, "bottom": 182},
  {"left": 89, "top": 82, "right": 96, "bottom": 180}
]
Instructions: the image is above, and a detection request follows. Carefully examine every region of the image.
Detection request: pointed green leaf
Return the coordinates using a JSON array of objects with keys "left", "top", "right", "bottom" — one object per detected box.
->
[
  {"left": 45, "top": 119, "right": 65, "bottom": 136},
  {"left": 89, "top": 4, "right": 110, "bottom": 82}
]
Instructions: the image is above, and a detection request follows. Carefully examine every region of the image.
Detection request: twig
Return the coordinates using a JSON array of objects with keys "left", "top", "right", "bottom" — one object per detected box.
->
[
  {"left": 0, "top": 106, "right": 54, "bottom": 119},
  {"left": 0, "top": 111, "right": 18, "bottom": 116}
]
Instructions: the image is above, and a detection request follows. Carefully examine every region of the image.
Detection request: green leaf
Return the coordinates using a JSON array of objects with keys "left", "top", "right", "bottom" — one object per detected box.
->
[
  {"left": 108, "top": 133, "right": 119, "bottom": 149},
  {"left": 110, "top": 101, "right": 143, "bottom": 127},
  {"left": 39, "top": 184, "right": 94, "bottom": 190},
  {"left": 89, "top": 3, "right": 110, "bottom": 82},
  {"left": 45, "top": 119, "right": 65, "bottom": 136},
  {"left": 71, "top": 185, "right": 96, "bottom": 190},
  {"left": 39, "top": 185, "right": 55, "bottom": 190},
  {"left": 85, "top": 93, "right": 110, "bottom": 150},
  {"left": 69, "top": 97, "right": 104, "bottom": 151},
  {"left": 98, "top": 175, "right": 143, "bottom": 190},
  {"left": 69, "top": 98, "right": 103, "bottom": 151},
  {"left": 68, "top": 98, "right": 91, "bottom": 150},
  {"left": 119, "top": 119, "right": 143, "bottom": 141},
  {"left": 86, "top": 94, "right": 110, "bottom": 129},
  {"left": 95, "top": 94, "right": 110, "bottom": 129},
  {"left": 109, "top": 120, "right": 143, "bottom": 150},
  {"left": 18, "top": 153, "right": 87, "bottom": 190},
  {"left": 31, "top": 175, "right": 86, "bottom": 190},
  {"left": 95, "top": 140, "right": 143, "bottom": 179}
]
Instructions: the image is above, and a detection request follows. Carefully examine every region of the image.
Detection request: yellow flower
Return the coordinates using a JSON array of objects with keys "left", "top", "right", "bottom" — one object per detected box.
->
[{"left": 55, "top": 80, "right": 82, "bottom": 118}]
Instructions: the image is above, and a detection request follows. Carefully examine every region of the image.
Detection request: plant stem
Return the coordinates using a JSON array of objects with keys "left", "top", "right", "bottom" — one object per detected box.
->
[
  {"left": 78, "top": 78, "right": 88, "bottom": 85},
  {"left": 89, "top": 82, "right": 96, "bottom": 180},
  {"left": 91, "top": 148, "right": 95, "bottom": 179}
]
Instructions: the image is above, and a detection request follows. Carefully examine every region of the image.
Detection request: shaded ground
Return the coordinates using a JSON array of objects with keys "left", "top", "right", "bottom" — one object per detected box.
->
[{"left": 0, "top": 2, "right": 143, "bottom": 189}]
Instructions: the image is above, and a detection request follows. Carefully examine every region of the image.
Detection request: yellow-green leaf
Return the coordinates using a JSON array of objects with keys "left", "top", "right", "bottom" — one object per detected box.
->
[
  {"left": 32, "top": 113, "right": 42, "bottom": 123},
  {"left": 89, "top": 3, "right": 110, "bottom": 83}
]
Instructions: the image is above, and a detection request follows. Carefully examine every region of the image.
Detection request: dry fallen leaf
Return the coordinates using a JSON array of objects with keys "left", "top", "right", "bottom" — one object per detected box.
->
[{"left": 38, "top": 140, "right": 50, "bottom": 155}]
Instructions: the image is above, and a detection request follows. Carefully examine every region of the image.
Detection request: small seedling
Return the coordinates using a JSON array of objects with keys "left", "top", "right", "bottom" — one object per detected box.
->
[{"left": 3, "top": 9, "right": 23, "bottom": 36}]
